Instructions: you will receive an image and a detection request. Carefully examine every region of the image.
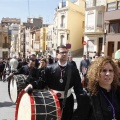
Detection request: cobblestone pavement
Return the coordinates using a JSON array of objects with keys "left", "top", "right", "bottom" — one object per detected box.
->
[{"left": 0, "top": 56, "right": 82, "bottom": 120}]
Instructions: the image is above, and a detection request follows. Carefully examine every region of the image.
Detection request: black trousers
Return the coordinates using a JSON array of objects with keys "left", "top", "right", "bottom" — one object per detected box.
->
[{"left": 59, "top": 94, "right": 74, "bottom": 120}]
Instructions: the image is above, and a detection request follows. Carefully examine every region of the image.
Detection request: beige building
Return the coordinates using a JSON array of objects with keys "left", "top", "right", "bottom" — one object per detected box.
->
[
  {"left": 10, "top": 24, "right": 21, "bottom": 57},
  {"left": 40, "top": 27, "right": 48, "bottom": 52},
  {"left": 104, "top": 0, "right": 120, "bottom": 58},
  {"left": 1, "top": 17, "right": 21, "bottom": 26},
  {"left": 84, "top": 0, "right": 106, "bottom": 57},
  {"left": 47, "top": 25, "right": 54, "bottom": 51},
  {"left": 53, "top": 0, "right": 85, "bottom": 56},
  {"left": 0, "top": 25, "right": 10, "bottom": 58},
  {"left": 1, "top": 18, "right": 21, "bottom": 58},
  {"left": 33, "top": 29, "right": 40, "bottom": 54}
]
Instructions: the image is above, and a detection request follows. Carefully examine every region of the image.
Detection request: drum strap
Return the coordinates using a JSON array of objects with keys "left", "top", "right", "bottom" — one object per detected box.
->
[{"left": 61, "top": 64, "right": 72, "bottom": 118}]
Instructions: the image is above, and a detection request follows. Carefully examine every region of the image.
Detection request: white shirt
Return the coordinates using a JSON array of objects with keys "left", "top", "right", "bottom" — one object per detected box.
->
[
  {"left": 9, "top": 58, "right": 18, "bottom": 71},
  {"left": 58, "top": 60, "right": 67, "bottom": 67}
]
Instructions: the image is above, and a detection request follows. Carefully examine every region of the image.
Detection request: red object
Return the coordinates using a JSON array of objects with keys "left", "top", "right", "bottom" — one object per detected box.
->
[
  {"left": 15, "top": 89, "right": 61, "bottom": 120},
  {"left": 66, "top": 43, "right": 71, "bottom": 49},
  {"left": 82, "top": 41, "right": 87, "bottom": 45}
]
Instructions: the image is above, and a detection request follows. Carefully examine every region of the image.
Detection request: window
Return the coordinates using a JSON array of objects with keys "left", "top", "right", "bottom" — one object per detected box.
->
[
  {"left": 4, "top": 37, "right": 7, "bottom": 43},
  {"left": 67, "top": 34, "right": 69, "bottom": 41},
  {"left": 82, "top": 21, "right": 85, "bottom": 28},
  {"left": 88, "top": 40, "right": 94, "bottom": 52},
  {"left": 118, "top": 1, "right": 120, "bottom": 9},
  {"left": 107, "top": 2, "right": 116, "bottom": 11},
  {"left": 109, "top": 23, "right": 119, "bottom": 33},
  {"left": 87, "top": 13, "right": 94, "bottom": 29},
  {"left": 32, "top": 33, "right": 34, "bottom": 39},
  {"left": 86, "top": 0, "right": 96, "bottom": 8},
  {"left": 60, "top": 35, "right": 64, "bottom": 45},
  {"left": 97, "top": 11, "right": 102, "bottom": 27},
  {"left": 62, "top": 2, "right": 66, "bottom": 7},
  {"left": 61, "top": 15, "right": 65, "bottom": 28}
]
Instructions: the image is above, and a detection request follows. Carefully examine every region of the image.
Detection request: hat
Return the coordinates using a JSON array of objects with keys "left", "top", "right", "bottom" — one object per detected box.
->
[{"left": 115, "top": 49, "right": 120, "bottom": 59}]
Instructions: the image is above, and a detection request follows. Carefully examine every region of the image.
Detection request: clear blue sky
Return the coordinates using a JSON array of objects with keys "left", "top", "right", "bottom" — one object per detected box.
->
[{"left": 0, "top": 0, "right": 60, "bottom": 24}]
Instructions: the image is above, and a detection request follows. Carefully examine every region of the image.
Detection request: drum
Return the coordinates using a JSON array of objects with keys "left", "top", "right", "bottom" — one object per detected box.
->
[
  {"left": 8, "top": 74, "right": 27, "bottom": 103},
  {"left": 15, "top": 89, "right": 61, "bottom": 120}
]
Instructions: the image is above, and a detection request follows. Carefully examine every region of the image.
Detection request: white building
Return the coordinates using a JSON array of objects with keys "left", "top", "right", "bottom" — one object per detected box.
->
[
  {"left": 9, "top": 24, "right": 20, "bottom": 57},
  {"left": 84, "top": 0, "right": 106, "bottom": 57},
  {"left": 47, "top": 24, "right": 54, "bottom": 50}
]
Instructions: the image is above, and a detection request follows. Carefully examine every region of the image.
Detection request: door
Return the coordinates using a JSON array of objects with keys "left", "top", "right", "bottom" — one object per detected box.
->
[
  {"left": 108, "top": 42, "right": 114, "bottom": 58},
  {"left": 118, "top": 42, "right": 120, "bottom": 49},
  {"left": 98, "top": 37, "right": 103, "bottom": 56}
]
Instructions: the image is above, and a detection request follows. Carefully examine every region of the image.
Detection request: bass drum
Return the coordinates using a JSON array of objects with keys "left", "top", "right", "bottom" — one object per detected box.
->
[
  {"left": 8, "top": 74, "right": 27, "bottom": 103},
  {"left": 15, "top": 89, "right": 61, "bottom": 120}
]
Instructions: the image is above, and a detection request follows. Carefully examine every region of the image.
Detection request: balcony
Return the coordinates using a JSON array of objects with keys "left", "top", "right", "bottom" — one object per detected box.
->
[
  {"left": 2, "top": 43, "right": 10, "bottom": 48},
  {"left": 61, "top": 2, "right": 66, "bottom": 7},
  {"left": 104, "top": 1, "right": 120, "bottom": 21},
  {"left": 86, "top": 0, "right": 105, "bottom": 9},
  {"left": 58, "top": 2, "right": 66, "bottom": 9},
  {"left": 104, "top": 9, "right": 120, "bottom": 21}
]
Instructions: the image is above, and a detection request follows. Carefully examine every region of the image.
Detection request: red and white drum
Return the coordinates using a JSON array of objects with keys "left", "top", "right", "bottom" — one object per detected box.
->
[
  {"left": 8, "top": 74, "right": 27, "bottom": 103},
  {"left": 15, "top": 89, "right": 61, "bottom": 120}
]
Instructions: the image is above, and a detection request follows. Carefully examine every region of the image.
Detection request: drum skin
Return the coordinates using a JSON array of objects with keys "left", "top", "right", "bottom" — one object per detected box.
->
[
  {"left": 8, "top": 74, "right": 27, "bottom": 103},
  {"left": 15, "top": 89, "right": 61, "bottom": 120}
]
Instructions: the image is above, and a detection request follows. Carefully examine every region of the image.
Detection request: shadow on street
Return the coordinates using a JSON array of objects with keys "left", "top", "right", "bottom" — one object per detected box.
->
[{"left": 0, "top": 101, "right": 15, "bottom": 107}]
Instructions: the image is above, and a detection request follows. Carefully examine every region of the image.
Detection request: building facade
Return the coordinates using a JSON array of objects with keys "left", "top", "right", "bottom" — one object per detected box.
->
[
  {"left": 0, "top": 25, "right": 10, "bottom": 58},
  {"left": 47, "top": 25, "right": 54, "bottom": 51},
  {"left": 84, "top": 0, "right": 106, "bottom": 57},
  {"left": 104, "top": 0, "right": 120, "bottom": 58},
  {"left": 1, "top": 18, "right": 21, "bottom": 26},
  {"left": 40, "top": 27, "right": 48, "bottom": 52},
  {"left": 53, "top": 0, "right": 85, "bottom": 56}
]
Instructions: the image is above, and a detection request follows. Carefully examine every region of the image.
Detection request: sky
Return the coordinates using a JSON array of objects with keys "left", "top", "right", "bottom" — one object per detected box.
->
[{"left": 0, "top": 0, "right": 61, "bottom": 24}]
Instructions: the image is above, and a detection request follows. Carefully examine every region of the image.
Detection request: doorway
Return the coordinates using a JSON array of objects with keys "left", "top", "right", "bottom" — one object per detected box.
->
[
  {"left": 108, "top": 42, "right": 114, "bottom": 58},
  {"left": 118, "top": 42, "right": 120, "bottom": 49},
  {"left": 98, "top": 37, "right": 103, "bottom": 56}
]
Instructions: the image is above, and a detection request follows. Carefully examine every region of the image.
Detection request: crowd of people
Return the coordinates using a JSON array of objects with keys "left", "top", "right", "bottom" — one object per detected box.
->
[{"left": 0, "top": 45, "right": 120, "bottom": 120}]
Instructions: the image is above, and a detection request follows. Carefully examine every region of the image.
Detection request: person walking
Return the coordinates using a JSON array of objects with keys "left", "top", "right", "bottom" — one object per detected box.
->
[
  {"left": 9, "top": 55, "right": 18, "bottom": 72},
  {"left": 79, "top": 55, "right": 91, "bottom": 75}
]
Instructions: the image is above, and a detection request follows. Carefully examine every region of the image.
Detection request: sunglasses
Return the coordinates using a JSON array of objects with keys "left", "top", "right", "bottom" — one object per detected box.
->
[{"left": 59, "top": 51, "right": 68, "bottom": 54}]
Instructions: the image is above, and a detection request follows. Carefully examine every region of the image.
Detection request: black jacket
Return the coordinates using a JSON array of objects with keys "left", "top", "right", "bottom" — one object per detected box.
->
[
  {"left": 32, "top": 63, "right": 82, "bottom": 99},
  {"left": 79, "top": 59, "right": 91, "bottom": 73},
  {"left": 32, "top": 62, "right": 83, "bottom": 120},
  {"left": 72, "top": 86, "right": 120, "bottom": 120},
  {"left": 17, "top": 61, "right": 28, "bottom": 69},
  {"left": 14, "top": 65, "right": 38, "bottom": 87}
]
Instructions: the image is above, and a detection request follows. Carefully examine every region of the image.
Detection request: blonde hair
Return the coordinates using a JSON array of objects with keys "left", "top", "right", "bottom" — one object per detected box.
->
[
  {"left": 87, "top": 56, "right": 119, "bottom": 95},
  {"left": 113, "top": 58, "right": 120, "bottom": 68}
]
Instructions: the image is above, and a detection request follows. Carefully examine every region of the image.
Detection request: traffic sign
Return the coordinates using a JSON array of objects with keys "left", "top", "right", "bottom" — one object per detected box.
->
[
  {"left": 82, "top": 41, "right": 87, "bottom": 45},
  {"left": 66, "top": 43, "right": 71, "bottom": 49}
]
